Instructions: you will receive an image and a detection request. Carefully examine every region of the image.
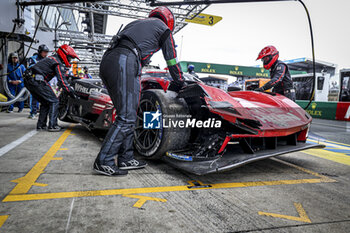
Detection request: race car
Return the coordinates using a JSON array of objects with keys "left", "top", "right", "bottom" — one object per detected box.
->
[{"left": 58, "top": 70, "right": 323, "bottom": 175}]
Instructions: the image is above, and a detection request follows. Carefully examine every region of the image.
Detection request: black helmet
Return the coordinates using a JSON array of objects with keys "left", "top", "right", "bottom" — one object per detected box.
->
[{"left": 38, "top": 44, "right": 49, "bottom": 53}]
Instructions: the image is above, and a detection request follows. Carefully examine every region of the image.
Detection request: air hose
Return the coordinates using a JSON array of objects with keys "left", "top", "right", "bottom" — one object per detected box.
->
[{"left": 297, "top": 0, "right": 316, "bottom": 110}]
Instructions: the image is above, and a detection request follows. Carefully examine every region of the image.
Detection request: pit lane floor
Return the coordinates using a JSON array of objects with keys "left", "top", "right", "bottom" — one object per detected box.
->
[{"left": 0, "top": 110, "right": 349, "bottom": 233}]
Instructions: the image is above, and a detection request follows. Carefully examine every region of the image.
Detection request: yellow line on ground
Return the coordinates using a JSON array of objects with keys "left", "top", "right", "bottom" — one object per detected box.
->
[
  {"left": 308, "top": 139, "right": 350, "bottom": 150},
  {"left": 304, "top": 139, "right": 350, "bottom": 166},
  {"left": 321, "top": 139, "right": 350, "bottom": 147},
  {"left": 1, "top": 125, "right": 336, "bottom": 203},
  {"left": 123, "top": 194, "right": 167, "bottom": 208},
  {"left": 303, "top": 149, "right": 350, "bottom": 166},
  {"left": 272, "top": 158, "right": 336, "bottom": 182},
  {"left": 258, "top": 202, "right": 311, "bottom": 223},
  {"left": 9, "top": 127, "right": 73, "bottom": 195},
  {"left": 2, "top": 178, "right": 325, "bottom": 202},
  {"left": 0, "top": 215, "right": 9, "bottom": 228}
]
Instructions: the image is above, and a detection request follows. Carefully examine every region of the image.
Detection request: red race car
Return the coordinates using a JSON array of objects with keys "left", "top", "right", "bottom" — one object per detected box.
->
[{"left": 59, "top": 70, "right": 323, "bottom": 175}]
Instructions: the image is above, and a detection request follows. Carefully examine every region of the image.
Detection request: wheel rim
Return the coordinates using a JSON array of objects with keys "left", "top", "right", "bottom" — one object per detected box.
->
[
  {"left": 58, "top": 94, "right": 69, "bottom": 120},
  {"left": 134, "top": 98, "right": 160, "bottom": 152}
]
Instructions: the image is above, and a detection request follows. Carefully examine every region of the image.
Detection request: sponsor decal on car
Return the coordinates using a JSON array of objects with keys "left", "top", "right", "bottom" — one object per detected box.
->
[
  {"left": 75, "top": 83, "right": 102, "bottom": 95},
  {"left": 166, "top": 152, "right": 193, "bottom": 161}
]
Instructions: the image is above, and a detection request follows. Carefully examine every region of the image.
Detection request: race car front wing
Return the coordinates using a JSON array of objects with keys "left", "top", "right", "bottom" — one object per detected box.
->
[{"left": 163, "top": 142, "right": 324, "bottom": 175}]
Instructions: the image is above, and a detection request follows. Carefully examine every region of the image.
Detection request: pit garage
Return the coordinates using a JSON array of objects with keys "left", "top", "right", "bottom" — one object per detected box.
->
[{"left": 0, "top": 1, "right": 350, "bottom": 233}]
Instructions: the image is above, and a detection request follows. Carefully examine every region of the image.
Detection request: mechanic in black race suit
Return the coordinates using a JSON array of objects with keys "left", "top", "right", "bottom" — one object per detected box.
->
[
  {"left": 93, "top": 6, "right": 186, "bottom": 176},
  {"left": 24, "top": 44, "right": 79, "bottom": 132},
  {"left": 27, "top": 44, "right": 50, "bottom": 119},
  {"left": 255, "top": 46, "right": 295, "bottom": 101}
]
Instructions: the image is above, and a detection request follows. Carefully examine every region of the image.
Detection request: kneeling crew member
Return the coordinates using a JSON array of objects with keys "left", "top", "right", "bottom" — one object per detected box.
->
[
  {"left": 25, "top": 44, "right": 79, "bottom": 132},
  {"left": 255, "top": 46, "right": 295, "bottom": 101},
  {"left": 94, "top": 6, "right": 185, "bottom": 176}
]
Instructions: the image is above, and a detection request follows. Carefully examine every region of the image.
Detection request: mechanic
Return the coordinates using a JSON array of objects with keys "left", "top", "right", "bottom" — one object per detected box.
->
[
  {"left": 7, "top": 52, "right": 25, "bottom": 113},
  {"left": 188, "top": 64, "right": 199, "bottom": 78},
  {"left": 94, "top": 6, "right": 185, "bottom": 176},
  {"left": 83, "top": 66, "right": 93, "bottom": 79},
  {"left": 27, "top": 44, "right": 50, "bottom": 119},
  {"left": 24, "top": 44, "right": 79, "bottom": 132},
  {"left": 255, "top": 46, "right": 295, "bottom": 101}
]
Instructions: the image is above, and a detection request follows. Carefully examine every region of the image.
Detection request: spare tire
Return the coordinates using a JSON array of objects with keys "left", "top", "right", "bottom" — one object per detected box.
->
[{"left": 134, "top": 90, "right": 191, "bottom": 159}]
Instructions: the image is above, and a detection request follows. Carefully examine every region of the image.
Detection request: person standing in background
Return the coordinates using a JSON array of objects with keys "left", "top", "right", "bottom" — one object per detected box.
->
[
  {"left": 83, "top": 66, "right": 93, "bottom": 79},
  {"left": 7, "top": 53, "right": 25, "bottom": 113},
  {"left": 27, "top": 44, "right": 50, "bottom": 118},
  {"left": 187, "top": 64, "right": 199, "bottom": 79}
]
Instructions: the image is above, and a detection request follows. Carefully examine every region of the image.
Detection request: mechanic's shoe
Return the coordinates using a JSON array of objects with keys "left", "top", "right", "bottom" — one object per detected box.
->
[
  {"left": 93, "top": 161, "right": 128, "bottom": 176},
  {"left": 6, "top": 110, "right": 13, "bottom": 113},
  {"left": 119, "top": 159, "right": 147, "bottom": 170},
  {"left": 48, "top": 125, "right": 62, "bottom": 132},
  {"left": 36, "top": 126, "right": 47, "bottom": 131}
]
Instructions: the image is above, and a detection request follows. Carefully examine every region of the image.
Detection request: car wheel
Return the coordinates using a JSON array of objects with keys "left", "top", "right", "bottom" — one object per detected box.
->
[
  {"left": 58, "top": 92, "right": 76, "bottom": 123},
  {"left": 134, "top": 90, "right": 191, "bottom": 159}
]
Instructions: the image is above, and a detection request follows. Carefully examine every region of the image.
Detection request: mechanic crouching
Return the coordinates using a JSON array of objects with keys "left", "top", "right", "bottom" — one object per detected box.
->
[
  {"left": 255, "top": 46, "right": 295, "bottom": 101},
  {"left": 94, "top": 6, "right": 186, "bottom": 176},
  {"left": 24, "top": 44, "right": 79, "bottom": 132}
]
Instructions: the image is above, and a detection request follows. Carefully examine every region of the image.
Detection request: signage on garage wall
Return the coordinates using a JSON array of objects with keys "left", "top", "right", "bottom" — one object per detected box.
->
[
  {"left": 295, "top": 101, "right": 350, "bottom": 121},
  {"left": 295, "top": 101, "right": 337, "bottom": 120},
  {"left": 179, "top": 61, "right": 270, "bottom": 78}
]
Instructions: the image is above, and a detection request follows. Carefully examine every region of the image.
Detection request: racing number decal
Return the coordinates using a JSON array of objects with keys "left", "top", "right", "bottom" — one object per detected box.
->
[{"left": 208, "top": 16, "right": 214, "bottom": 25}]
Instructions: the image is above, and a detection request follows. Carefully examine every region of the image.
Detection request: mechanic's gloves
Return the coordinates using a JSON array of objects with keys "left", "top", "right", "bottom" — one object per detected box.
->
[
  {"left": 69, "top": 90, "right": 79, "bottom": 99},
  {"left": 172, "top": 81, "right": 187, "bottom": 92},
  {"left": 254, "top": 87, "right": 265, "bottom": 92}
]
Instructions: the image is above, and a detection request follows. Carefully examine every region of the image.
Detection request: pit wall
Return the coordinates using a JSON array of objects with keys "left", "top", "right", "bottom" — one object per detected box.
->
[{"left": 296, "top": 100, "right": 350, "bottom": 121}]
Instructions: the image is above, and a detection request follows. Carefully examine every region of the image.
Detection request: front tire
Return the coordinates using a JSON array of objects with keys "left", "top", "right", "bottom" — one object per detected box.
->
[
  {"left": 134, "top": 90, "right": 190, "bottom": 159},
  {"left": 58, "top": 92, "right": 76, "bottom": 123}
]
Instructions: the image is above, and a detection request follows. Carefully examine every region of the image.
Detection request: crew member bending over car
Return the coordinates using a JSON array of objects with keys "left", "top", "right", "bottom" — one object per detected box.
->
[
  {"left": 24, "top": 44, "right": 79, "bottom": 132},
  {"left": 94, "top": 6, "right": 186, "bottom": 176},
  {"left": 255, "top": 46, "right": 295, "bottom": 101}
]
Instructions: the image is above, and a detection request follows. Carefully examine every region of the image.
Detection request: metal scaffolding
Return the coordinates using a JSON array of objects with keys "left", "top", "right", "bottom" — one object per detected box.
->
[{"left": 46, "top": 0, "right": 210, "bottom": 73}]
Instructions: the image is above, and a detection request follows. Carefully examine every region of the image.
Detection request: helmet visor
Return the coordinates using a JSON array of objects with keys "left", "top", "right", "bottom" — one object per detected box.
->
[{"left": 262, "top": 55, "right": 272, "bottom": 66}]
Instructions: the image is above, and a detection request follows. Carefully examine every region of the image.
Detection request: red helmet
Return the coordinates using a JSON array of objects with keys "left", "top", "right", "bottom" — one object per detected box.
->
[
  {"left": 256, "top": 45, "right": 279, "bottom": 70},
  {"left": 57, "top": 44, "right": 80, "bottom": 67},
  {"left": 149, "top": 6, "right": 175, "bottom": 32}
]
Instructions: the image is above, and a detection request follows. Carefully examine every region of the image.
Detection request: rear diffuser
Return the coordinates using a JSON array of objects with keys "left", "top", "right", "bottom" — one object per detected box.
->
[{"left": 162, "top": 143, "right": 324, "bottom": 175}]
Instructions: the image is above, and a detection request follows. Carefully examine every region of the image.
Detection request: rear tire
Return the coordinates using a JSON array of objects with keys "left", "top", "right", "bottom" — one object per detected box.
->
[
  {"left": 134, "top": 90, "right": 190, "bottom": 159},
  {"left": 58, "top": 92, "right": 76, "bottom": 123}
]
